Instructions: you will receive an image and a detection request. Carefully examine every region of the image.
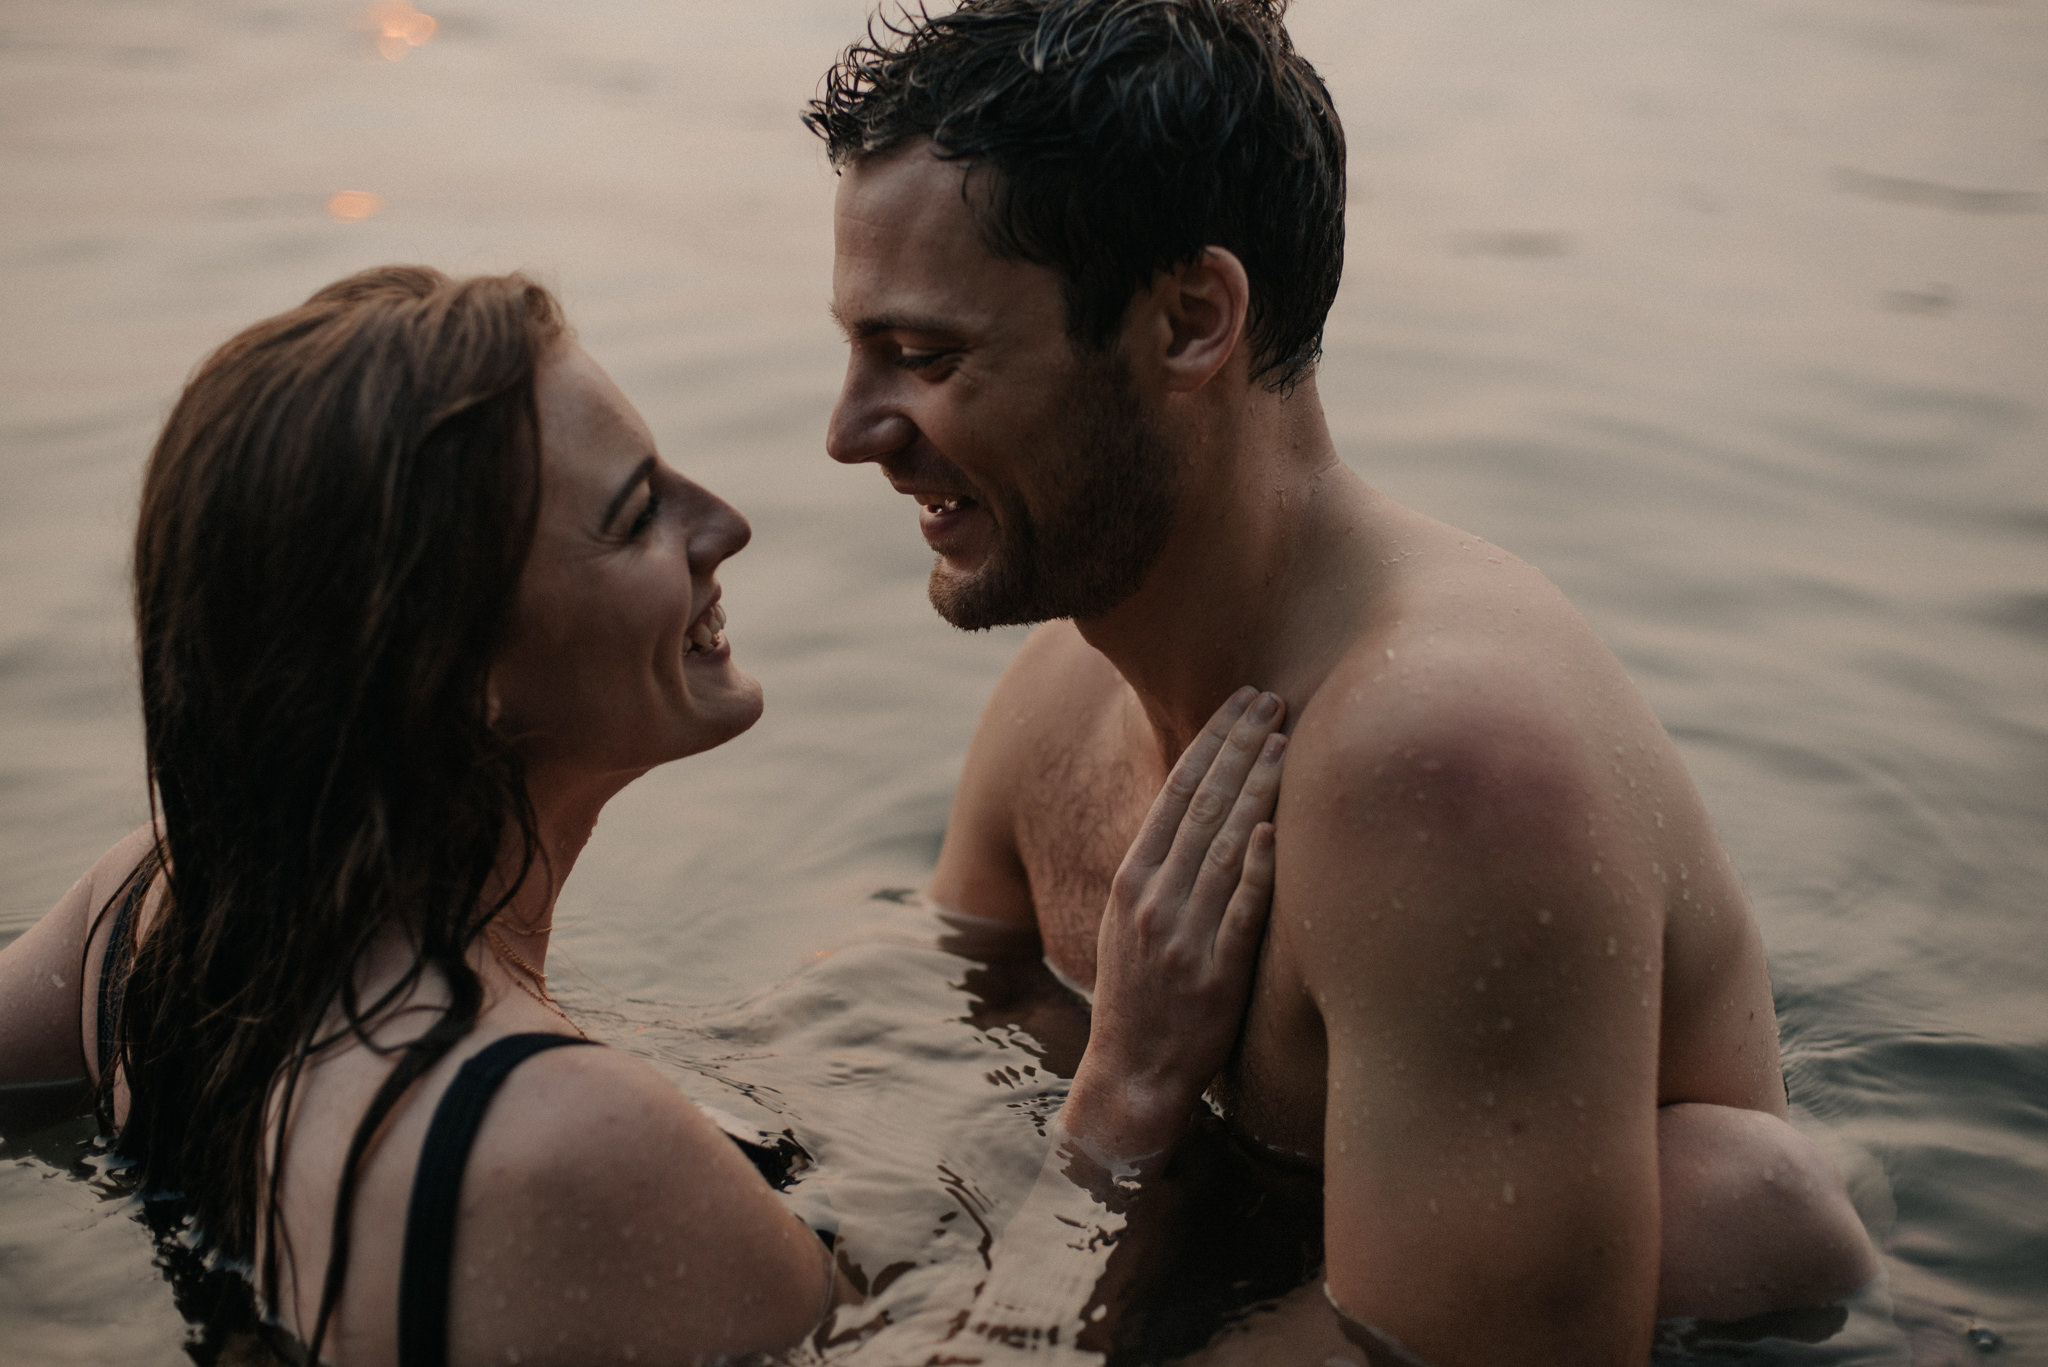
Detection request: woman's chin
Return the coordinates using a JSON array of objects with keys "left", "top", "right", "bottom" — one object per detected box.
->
[{"left": 675, "top": 665, "right": 764, "bottom": 756}]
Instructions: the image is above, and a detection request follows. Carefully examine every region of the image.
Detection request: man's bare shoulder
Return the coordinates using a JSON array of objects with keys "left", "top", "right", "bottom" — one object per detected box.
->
[
  {"left": 930, "top": 621, "right": 1131, "bottom": 924},
  {"left": 986, "top": 619, "right": 1127, "bottom": 733},
  {"left": 1294, "top": 534, "right": 1641, "bottom": 796},
  {"left": 1277, "top": 529, "right": 1686, "bottom": 991}
]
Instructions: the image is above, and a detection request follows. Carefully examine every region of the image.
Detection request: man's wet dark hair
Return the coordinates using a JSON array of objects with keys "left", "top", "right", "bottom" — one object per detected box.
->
[{"left": 805, "top": 0, "right": 1345, "bottom": 392}]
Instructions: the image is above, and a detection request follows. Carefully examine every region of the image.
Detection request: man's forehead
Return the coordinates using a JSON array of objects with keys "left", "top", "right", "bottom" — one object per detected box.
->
[{"left": 829, "top": 144, "right": 1053, "bottom": 334}]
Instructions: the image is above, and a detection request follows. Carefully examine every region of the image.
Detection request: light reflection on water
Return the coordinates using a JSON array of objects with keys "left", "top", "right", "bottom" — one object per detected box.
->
[{"left": 0, "top": 0, "right": 2042, "bottom": 1362}]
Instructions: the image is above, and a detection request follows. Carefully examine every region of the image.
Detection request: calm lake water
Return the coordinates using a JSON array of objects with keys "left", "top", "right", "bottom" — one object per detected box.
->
[{"left": 1, "top": 0, "right": 2043, "bottom": 1363}]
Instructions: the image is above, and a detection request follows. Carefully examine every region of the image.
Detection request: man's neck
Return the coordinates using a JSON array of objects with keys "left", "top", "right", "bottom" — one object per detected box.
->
[{"left": 1072, "top": 381, "right": 1383, "bottom": 765}]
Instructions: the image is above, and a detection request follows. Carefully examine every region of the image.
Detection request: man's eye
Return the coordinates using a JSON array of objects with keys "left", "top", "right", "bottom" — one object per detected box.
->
[{"left": 895, "top": 348, "right": 950, "bottom": 372}]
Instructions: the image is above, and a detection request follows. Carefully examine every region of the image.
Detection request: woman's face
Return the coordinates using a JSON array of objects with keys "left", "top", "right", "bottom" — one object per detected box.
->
[{"left": 489, "top": 341, "right": 762, "bottom": 786}]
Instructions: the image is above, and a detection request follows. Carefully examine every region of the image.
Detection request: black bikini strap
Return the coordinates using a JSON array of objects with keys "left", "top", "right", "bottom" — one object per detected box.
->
[{"left": 397, "top": 1033, "right": 598, "bottom": 1367}]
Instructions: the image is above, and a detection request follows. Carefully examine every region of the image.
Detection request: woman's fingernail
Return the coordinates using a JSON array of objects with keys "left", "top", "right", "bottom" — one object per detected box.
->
[{"left": 1252, "top": 691, "right": 1282, "bottom": 722}]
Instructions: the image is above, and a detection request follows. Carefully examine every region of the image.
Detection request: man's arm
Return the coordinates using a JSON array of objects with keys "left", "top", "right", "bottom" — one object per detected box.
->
[{"left": 1286, "top": 699, "right": 1666, "bottom": 1367}]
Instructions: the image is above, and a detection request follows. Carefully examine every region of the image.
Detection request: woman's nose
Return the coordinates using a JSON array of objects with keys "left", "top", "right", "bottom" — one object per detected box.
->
[{"left": 687, "top": 484, "right": 751, "bottom": 566}]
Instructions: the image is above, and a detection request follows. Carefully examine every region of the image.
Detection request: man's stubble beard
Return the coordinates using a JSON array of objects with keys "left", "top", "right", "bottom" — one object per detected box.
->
[{"left": 927, "top": 359, "right": 1179, "bottom": 632}]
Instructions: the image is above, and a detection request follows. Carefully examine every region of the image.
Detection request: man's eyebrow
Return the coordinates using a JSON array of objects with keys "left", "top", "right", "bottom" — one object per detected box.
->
[
  {"left": 601, "top": 456, "right": 658, "bottom": 532},
  {"left": 827, "top": 302, "right": 958, "bottom": 341}
]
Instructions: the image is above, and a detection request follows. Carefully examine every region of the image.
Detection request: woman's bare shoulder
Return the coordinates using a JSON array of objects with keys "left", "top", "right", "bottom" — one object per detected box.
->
[{"left": 445, "top": 1040, "right": 831, "bottom": 1366}]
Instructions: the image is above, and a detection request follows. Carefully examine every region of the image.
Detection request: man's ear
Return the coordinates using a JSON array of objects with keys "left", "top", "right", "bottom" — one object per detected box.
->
[{"left": 1152, "top": 246, "right": 1251, "bottom": 394}]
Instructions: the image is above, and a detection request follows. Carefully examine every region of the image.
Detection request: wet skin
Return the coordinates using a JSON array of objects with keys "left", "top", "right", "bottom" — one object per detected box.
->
[{"left": 828, "top": 143, "right": 1879, "bottom": 1366}]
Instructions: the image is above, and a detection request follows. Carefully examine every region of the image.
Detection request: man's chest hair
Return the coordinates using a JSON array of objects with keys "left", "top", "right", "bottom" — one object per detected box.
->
[{"left": 1011, "top": 728, "right": 1158, "bottom": 983}]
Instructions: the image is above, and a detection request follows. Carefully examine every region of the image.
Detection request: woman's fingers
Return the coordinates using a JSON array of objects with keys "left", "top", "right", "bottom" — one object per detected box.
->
[
  {"left": 1166, "top": 729, "right": 1284, "bottom": 946},
  {"left": 1150, "top": 693, "right": 1286, "bottom": 910},
  {"left": 1215, "top": 822, "right": 1277, "bottom": 976},
  {"left": 1122, "top": 686, "right": 1259, "bottom": 872}
]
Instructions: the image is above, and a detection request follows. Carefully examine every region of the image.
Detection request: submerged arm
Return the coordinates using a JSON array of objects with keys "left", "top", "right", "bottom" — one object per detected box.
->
[{"left": 953, "top": 687, "right": 1289, "bottom": 1351}]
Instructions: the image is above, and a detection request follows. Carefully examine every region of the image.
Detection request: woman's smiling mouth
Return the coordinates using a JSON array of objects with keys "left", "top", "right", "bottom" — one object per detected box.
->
[{"left": 683, "top": 600, "right": 727, "bottom": 657}]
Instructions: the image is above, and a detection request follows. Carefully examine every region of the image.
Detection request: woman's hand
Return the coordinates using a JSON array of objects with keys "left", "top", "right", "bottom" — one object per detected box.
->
[{"left": 1062, "top": 686, "right": 1287, "bottom": 1167}]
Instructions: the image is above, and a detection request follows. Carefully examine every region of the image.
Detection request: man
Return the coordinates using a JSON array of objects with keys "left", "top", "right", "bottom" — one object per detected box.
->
[{"left": 807, "top": 2, "right": 1879, "bottom": 1362}]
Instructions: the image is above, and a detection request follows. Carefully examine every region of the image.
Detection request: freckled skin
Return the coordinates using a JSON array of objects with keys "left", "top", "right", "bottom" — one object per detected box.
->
[{"left": 833, "top": 149, "right": 1879, "bottom": 1364}]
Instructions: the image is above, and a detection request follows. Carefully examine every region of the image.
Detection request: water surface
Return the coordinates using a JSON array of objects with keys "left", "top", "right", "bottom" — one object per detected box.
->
[{"left": 2, "top": 0, "right": 2043, "bottom": 1362}]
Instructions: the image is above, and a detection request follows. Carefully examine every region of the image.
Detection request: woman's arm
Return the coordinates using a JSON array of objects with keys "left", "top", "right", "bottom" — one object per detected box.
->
[
  {"left": 949, "top": 688, "right": 1289, "bottom": 1351},
  {"left": 0, "top": 826, "right": 158, "bottom": 1125}
]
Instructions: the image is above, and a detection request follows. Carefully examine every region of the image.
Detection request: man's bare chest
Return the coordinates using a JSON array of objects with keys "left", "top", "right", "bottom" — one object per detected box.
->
[
  {"left": 1011, "top": 735, "right": 1157, "bottom": 989},
  {"left": 1008, "top": 724, "right": 1328, "bottom": 1166}
]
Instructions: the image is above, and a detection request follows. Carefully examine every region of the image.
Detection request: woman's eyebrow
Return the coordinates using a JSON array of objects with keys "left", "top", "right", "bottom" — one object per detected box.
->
[{"left": 601, "top": 456, "right": 658, "bottom": 532}]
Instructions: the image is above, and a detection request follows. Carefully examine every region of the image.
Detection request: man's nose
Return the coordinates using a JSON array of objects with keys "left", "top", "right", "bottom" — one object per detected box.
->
[{"left": 826, "top": 364, "right": 916, "bottom": 466}]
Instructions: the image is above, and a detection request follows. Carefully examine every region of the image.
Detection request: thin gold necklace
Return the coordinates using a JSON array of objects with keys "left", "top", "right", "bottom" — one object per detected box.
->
[{"left": 485, "top": 925, "right": 589, "bottom": 1040}]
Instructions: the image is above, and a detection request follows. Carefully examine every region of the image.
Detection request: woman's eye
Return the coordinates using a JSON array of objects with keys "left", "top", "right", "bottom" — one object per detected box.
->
[{"left": 627, "top": 489, "right": 661, "bottom": 538}]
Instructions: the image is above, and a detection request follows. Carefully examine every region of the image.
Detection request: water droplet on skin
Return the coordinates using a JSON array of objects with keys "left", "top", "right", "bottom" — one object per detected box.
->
[
  {"left": 1482, "top": 1091, "right": 1496, "bottom": 1107},
  {"left": 48, "top": 972, "right": 65, "bottom": 988},
  {"left": 1591, "top": 860, "right": 1602, "bottom": 874},
  {"left": 1386, "top": 648, "right": 1396, "bottom": 661},
  {"left": 1428, "top": 1199, "right": 1440, "bottom": 1215},
  {"left": 1536, "top": 909, "right": 1552, "bottom": 925},
  {"left": 1655, "top": 812, "right": 1665, "bottom": 827},
  {"left": 1498, "top": 1017, "right": 1513, "bottom": 1032},
  {"left": 1474, "top": 977, "right": 1486, "bottom": 992},
  {"left": 1605, "top": 938, "right": 1618, "bottom": 956},
  {"left": 1502, "top": 1183, "right": 1516, "bottom": 1205}
]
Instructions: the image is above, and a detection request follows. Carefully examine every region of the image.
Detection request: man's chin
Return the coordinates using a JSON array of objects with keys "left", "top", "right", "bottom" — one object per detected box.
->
[{"left": 927, "top": 563, "right": 1051, "bottom": 632}]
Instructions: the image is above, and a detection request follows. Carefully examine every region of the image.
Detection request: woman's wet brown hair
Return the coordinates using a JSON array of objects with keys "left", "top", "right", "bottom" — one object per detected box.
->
[{"left": 110, "top": 265, "right": 564, "bottom": 1360}]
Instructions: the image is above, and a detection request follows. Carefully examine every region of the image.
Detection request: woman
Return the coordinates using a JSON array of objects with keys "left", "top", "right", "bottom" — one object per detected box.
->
[{"left": 0, "top": 267, "right": 1287, "bottom": 1366}]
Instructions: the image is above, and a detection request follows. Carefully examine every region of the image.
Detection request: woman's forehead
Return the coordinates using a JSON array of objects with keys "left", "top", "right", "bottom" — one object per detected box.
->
[{"left": 536, "top": 342, "right": 658, "bottom": 491}]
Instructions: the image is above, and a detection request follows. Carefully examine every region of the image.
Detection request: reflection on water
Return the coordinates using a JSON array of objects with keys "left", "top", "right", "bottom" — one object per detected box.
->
[
  {"left": 1, "top": 0, "right": 2043, "bottom": 1362},
  {"left": 358, "top": 2, "right": 438, "bottom": 64},
  {"left": 324, "top": 190, "right": 385, "bottom": 222}
]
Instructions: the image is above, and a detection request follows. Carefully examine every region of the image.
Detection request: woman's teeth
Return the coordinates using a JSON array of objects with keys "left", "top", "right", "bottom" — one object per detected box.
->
[{"left": 684, "top": 602, "right": 727, "bottom": 656}]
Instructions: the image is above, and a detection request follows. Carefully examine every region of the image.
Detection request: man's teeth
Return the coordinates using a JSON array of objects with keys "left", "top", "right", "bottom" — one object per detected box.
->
[
  {"left": 684, "top": 602, "right": 727, "bottom": 656},
  {"left": 924, "top": 497, "right": 965, "bottom": 514}
]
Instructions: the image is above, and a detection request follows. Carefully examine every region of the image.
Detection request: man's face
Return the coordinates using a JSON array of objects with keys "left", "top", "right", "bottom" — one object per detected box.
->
[{"left": 826, "top": 144, "right": 1177, "bottom": 629}]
